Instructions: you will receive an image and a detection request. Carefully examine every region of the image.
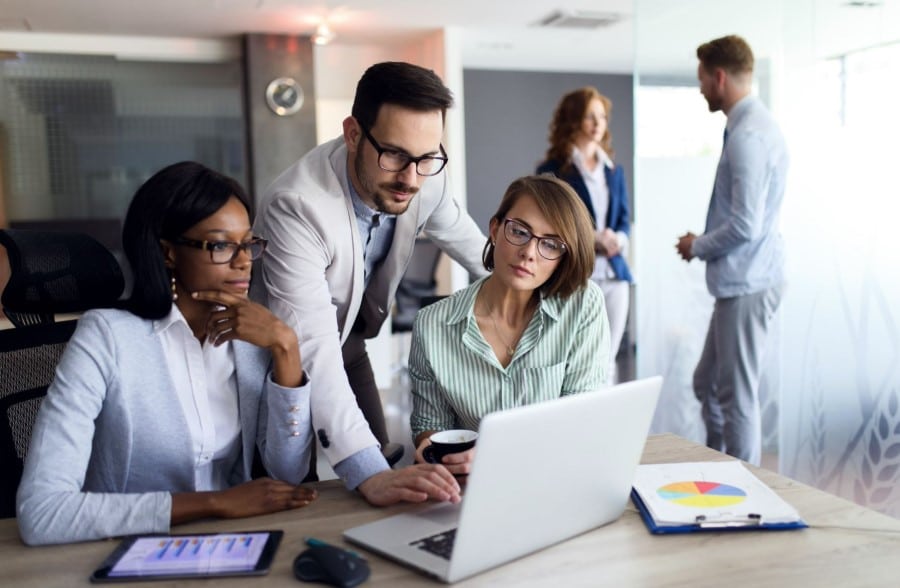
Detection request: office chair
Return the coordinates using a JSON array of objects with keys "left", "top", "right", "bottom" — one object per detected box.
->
[
  {"left": 0, "top": 228, "right": 124, "bottom": 518},
  {"left": 0, "top": 321, "right": 78, "bottom": 518},
  {"left": 0, "top": 229, "right": 124, "bottom": 328}
]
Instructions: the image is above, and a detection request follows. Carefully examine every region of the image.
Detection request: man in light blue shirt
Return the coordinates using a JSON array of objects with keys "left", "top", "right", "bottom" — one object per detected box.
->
[{"left": 676, "top": 35, "right": 788, "bottom": 465}]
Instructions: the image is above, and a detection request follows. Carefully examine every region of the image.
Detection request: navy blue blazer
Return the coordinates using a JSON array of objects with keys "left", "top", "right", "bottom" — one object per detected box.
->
[{"left": 536, "top": 159, "right": 633, "bottom": 282}]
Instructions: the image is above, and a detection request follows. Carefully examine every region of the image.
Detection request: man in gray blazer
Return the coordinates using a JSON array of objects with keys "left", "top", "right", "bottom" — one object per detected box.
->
[{"left": 254, "top": 62, "right": 486, "bottom": 506}]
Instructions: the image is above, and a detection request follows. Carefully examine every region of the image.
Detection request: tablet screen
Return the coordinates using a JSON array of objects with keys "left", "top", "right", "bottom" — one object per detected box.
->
[{"left": 90, "top": 530, "right": 282, "bottom": 582}]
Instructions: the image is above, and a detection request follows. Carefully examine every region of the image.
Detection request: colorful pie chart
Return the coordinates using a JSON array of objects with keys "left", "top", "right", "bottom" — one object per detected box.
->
[{"left": 657, "top": 481, "right": 747, "bottom": 507}]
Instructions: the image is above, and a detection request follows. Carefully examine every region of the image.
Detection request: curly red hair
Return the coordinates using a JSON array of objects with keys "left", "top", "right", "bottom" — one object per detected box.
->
[{"left": 544, "top": 87, "right": 614, "bottom": 173}]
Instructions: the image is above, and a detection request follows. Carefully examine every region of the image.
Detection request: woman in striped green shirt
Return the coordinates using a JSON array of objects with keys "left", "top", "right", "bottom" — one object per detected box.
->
[{"left": 409, "top": 175, "right": 611, "bottom": 474}]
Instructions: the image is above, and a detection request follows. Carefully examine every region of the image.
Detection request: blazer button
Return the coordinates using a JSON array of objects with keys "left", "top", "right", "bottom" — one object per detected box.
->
[
  {"left": 317, "top": 428, "right": 330, "bottom": 448},
  {"left": 377, "top": 306, "right": 385, "bottom": 314}
]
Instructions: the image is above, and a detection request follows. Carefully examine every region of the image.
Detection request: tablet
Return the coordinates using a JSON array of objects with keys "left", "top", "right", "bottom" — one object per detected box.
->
[{"left": 89, "top": 530, "right": 283, "bottom": 583}]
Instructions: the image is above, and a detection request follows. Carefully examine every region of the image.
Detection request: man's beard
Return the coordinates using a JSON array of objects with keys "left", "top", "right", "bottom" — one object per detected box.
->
[
  {"left": 355, "top": 149, "right": 418, "bottom": 215},
  {"left": 705, "top": 93, "right": 723, "bottom": 113}
]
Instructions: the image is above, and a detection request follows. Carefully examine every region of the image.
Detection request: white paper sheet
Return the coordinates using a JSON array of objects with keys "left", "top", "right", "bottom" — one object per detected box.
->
[{"left": 633, "top": 461, "right": 802, "bottom": 527}]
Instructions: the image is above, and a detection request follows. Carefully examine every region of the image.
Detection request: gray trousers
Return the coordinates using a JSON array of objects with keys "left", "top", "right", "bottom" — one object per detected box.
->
[{"left": 693, "top": 284, "right": 783, "bottom": 465}]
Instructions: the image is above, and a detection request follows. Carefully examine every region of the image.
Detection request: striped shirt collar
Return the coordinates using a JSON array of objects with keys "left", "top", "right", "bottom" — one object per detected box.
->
[{"left": 443, "top": 276, "right": 563, "bottom": 326}]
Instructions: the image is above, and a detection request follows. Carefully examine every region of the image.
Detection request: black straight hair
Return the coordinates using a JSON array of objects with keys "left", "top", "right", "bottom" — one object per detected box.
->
[
  {"left": 351, "top": 61, "right": 454, "bottom": 130},
  {"left": 121, "top": 161, "right": 251, "bottom": 319}
]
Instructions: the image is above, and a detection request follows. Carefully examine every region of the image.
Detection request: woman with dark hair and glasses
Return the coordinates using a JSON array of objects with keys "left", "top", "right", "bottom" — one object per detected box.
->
[
  {"left": 17, "top": 162, "right": 316, "bottom": 546},
  {"left": 409, "top": 175, "right": 611, "bottom": 473}
]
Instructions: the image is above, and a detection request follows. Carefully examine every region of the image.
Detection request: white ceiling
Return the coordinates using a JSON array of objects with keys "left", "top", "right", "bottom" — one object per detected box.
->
[
  {"left": 3, "top": 0, "right": 900, "bottom": 76},
  {"left": 0, "top": 0, "right": 636, "bottom": 72}
]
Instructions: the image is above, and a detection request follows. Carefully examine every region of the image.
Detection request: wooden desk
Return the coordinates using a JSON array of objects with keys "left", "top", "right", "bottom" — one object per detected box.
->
[{"left": 2, "top": 434, "right": 897, "bottom": 587}]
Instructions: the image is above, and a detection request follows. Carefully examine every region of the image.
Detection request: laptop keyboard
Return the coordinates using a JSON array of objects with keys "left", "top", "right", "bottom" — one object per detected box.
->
[{"left": 410, "top": 528, "right": 457, "bottom": 560}]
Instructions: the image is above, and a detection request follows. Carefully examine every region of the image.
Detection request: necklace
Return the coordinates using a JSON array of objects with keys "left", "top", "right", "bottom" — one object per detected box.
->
[{"left": 487, "top": 302, "right": 518, "bottom": 357}]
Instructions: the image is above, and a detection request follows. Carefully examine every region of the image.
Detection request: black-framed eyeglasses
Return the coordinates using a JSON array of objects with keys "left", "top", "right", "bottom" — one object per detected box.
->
[
  {"left": 173, "top": 236, "right": 268, "bottom": 264},
  {"left": 502, "top": 219, "right": 568, "bottom": 260},
  {"left": 359, "top": 124, "right": 449, "bottom": 177}
]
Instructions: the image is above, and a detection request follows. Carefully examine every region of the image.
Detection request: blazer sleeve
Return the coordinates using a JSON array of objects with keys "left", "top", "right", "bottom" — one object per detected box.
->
[
  {"left": 535, "top": 160, "right": 558, "bottom": 176},
  {"left": 256, "top": 188, "right": 382, "bottom": 470},
  {"left": 16, "top": 312, "right": 171, "bottom": 546},
  {"left": 608, "top": 166, "right": 631, "bottom": 237},
  {"left": 256, "top": 373, "right": 313, "bottom": 485}
]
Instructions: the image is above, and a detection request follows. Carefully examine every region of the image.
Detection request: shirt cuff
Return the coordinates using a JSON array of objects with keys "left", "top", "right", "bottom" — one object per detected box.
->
[
  {"left": 333, "top": 445, "right": 390, "bottom": 490},
  {"left": 615, "top": 231, "right": 629, "bottom": 256},
  {"left": 690, "top": 236, "right": 705, "bottom": 260}
]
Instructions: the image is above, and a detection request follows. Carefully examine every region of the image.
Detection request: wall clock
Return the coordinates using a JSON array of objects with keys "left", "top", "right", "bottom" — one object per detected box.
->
[{"left": 265, "top": 77, "right": 304, "bottom": 116}]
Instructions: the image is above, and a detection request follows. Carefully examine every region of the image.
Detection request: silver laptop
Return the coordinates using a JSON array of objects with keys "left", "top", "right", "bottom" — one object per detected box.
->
[{"left": 343, "top": 376, "right": 662, "bottom": 583}]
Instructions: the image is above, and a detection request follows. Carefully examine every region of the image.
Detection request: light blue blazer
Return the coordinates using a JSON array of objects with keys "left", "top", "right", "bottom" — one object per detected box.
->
[{"left": 16, "top": 308, "right": 313, "bottom": 545}]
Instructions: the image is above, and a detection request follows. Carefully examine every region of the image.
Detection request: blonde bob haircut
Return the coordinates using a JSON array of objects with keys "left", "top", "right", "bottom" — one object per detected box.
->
[{"left": 482, "top": 175, "right": 595, "bottom": 300}]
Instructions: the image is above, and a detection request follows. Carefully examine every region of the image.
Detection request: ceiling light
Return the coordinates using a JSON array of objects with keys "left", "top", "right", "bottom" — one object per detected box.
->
[
  {"left": 312, "top": 23, "right": 336, "bottom": 46},
  {"left": 535, "top": 10, "right": 622, "bottom": 29}
]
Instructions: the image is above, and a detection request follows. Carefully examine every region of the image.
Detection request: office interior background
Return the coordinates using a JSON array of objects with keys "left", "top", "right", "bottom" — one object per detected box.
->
[{"left": 0, "top": 0, "right": 898, "bottom": 517}]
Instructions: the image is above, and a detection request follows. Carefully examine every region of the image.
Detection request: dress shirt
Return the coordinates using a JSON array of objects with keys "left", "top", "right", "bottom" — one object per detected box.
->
[
  {"left": 691, "top": 95, "right": 789, "bottom": 298},
  {"left": 409, "top": 277, "right": 610, "bottom": 437},
  {"left": 157, "top": 305, "right": 241, "bottom": 491},
  {"left": 572, "top": 147, "right": 629, "bottom": 281}
]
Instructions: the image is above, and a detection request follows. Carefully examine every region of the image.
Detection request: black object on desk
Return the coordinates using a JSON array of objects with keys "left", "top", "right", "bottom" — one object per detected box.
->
[{"left": 294, "top": 542, "right": 369, "bottom": 587}]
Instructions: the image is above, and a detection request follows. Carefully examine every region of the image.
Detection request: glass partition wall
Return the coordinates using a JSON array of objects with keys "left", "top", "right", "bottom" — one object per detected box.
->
[
  {"left": 0, "top": 53, "right": 246, "bottom": 258},
  {"left": 634, "top": 0, "right": 900, "bottom": 516}
]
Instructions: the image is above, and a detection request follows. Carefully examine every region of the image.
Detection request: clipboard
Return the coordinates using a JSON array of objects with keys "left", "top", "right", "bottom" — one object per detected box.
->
[{"left": 630, "top": 461, "right": 807, "bottom": 534}]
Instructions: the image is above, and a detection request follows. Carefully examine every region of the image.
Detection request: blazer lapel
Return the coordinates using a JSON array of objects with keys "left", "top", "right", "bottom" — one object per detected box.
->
[
  {"left": 233, "top": 341, "right": 266, "bottom": 478},
  {"left": 331, "top": 146, "right": 366, "bottom": 340},
  {"left": 567, "top": 168, "right": 596, "bottom": 225}
]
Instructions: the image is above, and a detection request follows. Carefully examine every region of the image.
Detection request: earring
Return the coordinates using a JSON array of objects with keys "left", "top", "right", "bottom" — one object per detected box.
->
[{"left": 170, "top": 274, "right": 178, "bottom": 301}]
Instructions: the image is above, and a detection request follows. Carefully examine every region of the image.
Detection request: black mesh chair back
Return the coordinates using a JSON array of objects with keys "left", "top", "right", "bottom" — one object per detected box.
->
[
  {"left": 0, "top": 320, "right": 77, "bottom": 518},
  {"left": 392, "top": 238, "right": 444, "bottom": 333},
  {"left": 0, "top": 229, "right": 124, "bottom": 328}
]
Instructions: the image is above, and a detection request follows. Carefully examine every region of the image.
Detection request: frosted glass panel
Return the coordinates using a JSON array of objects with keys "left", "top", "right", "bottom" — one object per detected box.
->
[
  {"left": 778, "top": 46, "right": 900, "bottom": 516},
  {"left": 635, "top": 0, "right": 900, "bottom": 516},
  {"left": 0, "top": 53, "right": 245, "bottom": 229}
]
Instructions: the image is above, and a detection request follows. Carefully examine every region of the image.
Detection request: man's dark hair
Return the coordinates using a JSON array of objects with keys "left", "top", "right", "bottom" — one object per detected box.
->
[
  {"left": 696, "top": 35, "right": 754, "bottom": 75},
  {"left": 122, "top": 161, "right": 251, "bottom": 319},
  {"left": 351, "top": 61, "right": 454, "bottom": 129}
]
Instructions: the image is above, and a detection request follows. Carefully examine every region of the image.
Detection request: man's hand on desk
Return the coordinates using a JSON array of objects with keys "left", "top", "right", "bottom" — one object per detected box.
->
[{"left": 357, "top": 465, "right": 462, "bottom": 507}]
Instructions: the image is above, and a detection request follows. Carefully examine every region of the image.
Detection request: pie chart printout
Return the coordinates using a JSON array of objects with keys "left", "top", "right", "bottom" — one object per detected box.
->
[{"left": 656, "top": 481, "right": 747, "bottom": 507}]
